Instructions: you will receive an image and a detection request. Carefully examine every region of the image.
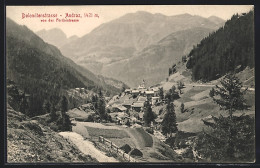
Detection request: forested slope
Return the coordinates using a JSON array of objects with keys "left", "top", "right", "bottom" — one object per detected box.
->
[{"left": 186, "top": 11, "right": 254, "bottom": 81}]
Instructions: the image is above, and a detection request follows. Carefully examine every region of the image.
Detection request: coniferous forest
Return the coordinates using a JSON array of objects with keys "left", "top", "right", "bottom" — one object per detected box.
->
[{"left": 186, "top": 11, "right": 254, "bottom": 81}]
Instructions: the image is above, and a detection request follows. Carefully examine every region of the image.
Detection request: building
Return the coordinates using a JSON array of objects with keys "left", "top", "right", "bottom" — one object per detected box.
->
[
  {"left": 131, "top": 90, "right": 140, "bottom": 97},
  {"left": 138, "top": 112, "right": 144, "bottom": 121},
  {"left": 112, "top": 104, "right": 127, "bottom": 112},
  {"left": 151, "top": 97, "right": 160, "bottom": 106},
  {"left": 145, "top": 90, "right": 155, "bottom": 100},
  {"left": 131, "top": 102, "right": 145, "bottom": 112},
  {"left": 80, "top": 104, "right": 93, "bottom": 111},
  {"left": 137, "top": 96, "right": 147, "bottom": 102},
  {"left": 124, "top": 89, "right": 131, "bottom": 94},
  {"left": 122, "top": 100, "right": 134, "bottom": 110},
  {"left": 152, "top": 87, "right": 159, "bottom": 96}
]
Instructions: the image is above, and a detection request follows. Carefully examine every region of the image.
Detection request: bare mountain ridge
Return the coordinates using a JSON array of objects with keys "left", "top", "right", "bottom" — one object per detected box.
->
[
  {"left": 101, "top": 27, "right": 216, "bottom": 87},
  {"left": 59, "top": 11, "right": 224, "bottom": 77},
  {"left": 36, "top": 28, "right": 79, "bottom": 49}
]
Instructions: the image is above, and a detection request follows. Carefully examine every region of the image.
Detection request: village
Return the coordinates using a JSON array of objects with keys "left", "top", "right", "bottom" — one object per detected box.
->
[{"left": 68, "top": 80, "right": 171, "bottom": 143}]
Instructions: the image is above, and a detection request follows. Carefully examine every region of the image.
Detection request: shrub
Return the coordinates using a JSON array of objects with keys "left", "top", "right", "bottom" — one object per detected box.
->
[
  {"left": 120, "top": 144, "right": 131, "bottom": 154},
  {"left": 165, "top": 137, "right": 176, "bottom": 148},
  {"left": 22, "top": 122, "right": 43, "bottom": 135},
  {"left": 130, "top": 148, "right": 143, "bottom": 157},
  {"left": 145, "top": 127, "right": 154, "bottom": 134}
]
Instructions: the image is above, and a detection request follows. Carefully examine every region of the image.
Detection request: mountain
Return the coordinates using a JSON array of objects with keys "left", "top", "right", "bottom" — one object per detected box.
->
[
  {"left": 100, "top": 27, "right": 215, "bottom": 87},
  {"left": 207, "top": 16, "right": 225, "bottom": 25},
  {"left": 6, "top": 18, "right": 125, "bottom": 116},
  {"left": 60, "top": 11, "right": 224, "bottom": 86},
  {"left": 36, "top": 28, "right": 79, "bottom": 49},
  {"left": 186, "top": 11, "right": 254, "bottom": 81}
]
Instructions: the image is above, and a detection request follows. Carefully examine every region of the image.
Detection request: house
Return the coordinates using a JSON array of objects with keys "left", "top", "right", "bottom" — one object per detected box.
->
[
  {"left": 112, "top": 104, "right": 127, "bottom": 112},
  {"left": 152, "top": 87, "right": 159, "bottom": 96},
  {"left": 130, "top": 116, "right": 137, "bottom": 124},
  {"left": 115, "top": 112, "right": 130, "bottom": 125},
  {"left": 125, "top": 89, "right": 131, "bottom": 94},
  {"left": 80, "top": 104, "right": 93, "bottom": 111},
  {"left": 112, "top": 95, "right": 119, "bottom": 101},
  {"left": 105, "top": 97, "right": 111, "bottom": 102},
  {"left": 151, "top": 97, "right": 160, "bottom": 106},
  {"left": 131, "top": 102, "right": 145, "bottom": 112},
  {"left": 139, "top": 88, "right": 147, "bottom": 96},
  {"left": 131, "top": 90, "right": 140, "bottom": 97},
  {"left": 122, "top": 100, "right": 134, "bottom": 110},
  {"left": 137, "top": 96, "right": 147, "bottom": 102},
  {"left": 138, "top": 112, "right": 144, "bottom": 121},
  {"left": 145, "top": 90, "right": 155, "bottom": 100}
]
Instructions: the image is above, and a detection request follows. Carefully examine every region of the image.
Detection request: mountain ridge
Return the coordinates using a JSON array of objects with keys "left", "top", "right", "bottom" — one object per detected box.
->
[{"left": 59, "top": 11, "right": 224, "bottom": 86}]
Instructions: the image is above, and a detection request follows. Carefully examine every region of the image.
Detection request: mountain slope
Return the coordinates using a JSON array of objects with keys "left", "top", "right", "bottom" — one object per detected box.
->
[
  {"left": 60, "top": 11, "right": 224, "bottom": 76},
  {"left": 101, "top": 27, "right": 215, "bottom": 87},
  {"left": 186, "top": 11, "right": 254, "bottom": 81},
  {"left": 6, "top": 18, "right": 124, "bottom": 116}
]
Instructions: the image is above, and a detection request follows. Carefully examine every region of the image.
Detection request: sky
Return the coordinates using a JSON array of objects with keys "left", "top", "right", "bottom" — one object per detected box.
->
[{"left": 6, "top": 5, "right": 253, "bottom": 38}]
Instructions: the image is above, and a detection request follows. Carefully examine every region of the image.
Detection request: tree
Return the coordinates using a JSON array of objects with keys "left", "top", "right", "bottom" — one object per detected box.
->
[
  {"left": 121, "top": 86, "right": 126, "bottom": 93},
  {"left": 91, "top": 95, "right": 98, "bottom": 109},
  {"left": 43, "top": 100, "right": 51, "bottom": 114},
  {"left": 177, "top": 82, "right": 185, "bottom": 94},
  {"left": 212, "top": 73, "right": 248, "bottom": 117},
  {"left": 97, "top": 90, "right": 107, "bottom": 121},
  {"left": 61, "top": 96, "right": 68, "bottom": 116},
  {"left": 182, "top": 55, "right": 187, "bottom": 63},
  {"left": 165, "top": 85, "right": 180, "bottom": 102},
  {"left": 159, "top": 87, "right": 164, "bottom": 100},
  {"left": 180, "top": 103, "right": 185, "bottom": 113},
  {"left": 198, "top": 73, "right": 252, "bottom": 162},
  {"left": 143, "top": 102, "right": 156, "bottom": 126},
  {"left": 162, "top": 100, "right": 178, "bottom": 137},
  {"left": 60, "top": 96, "right": 71, "bottom": 131},
  {"left": 169, "top": 68, "right": 172, "bottom": 76},
  {"left": 19, "top": 93, "right": 29, "bottom": 115},
  {"left": 6, "top": 82, "right": 21, "bottom": 111},
  {"left": 50, "top": 103, "right": 57, "bottom": 121},
  {"left": 209, "top": 88, "right": 215, "bottom": 97}
]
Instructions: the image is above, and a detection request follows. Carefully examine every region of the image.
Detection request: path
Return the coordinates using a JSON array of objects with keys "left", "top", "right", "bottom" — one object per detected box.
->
[{"left": 59, "top": 132, "right": 118, "bottom": 162}]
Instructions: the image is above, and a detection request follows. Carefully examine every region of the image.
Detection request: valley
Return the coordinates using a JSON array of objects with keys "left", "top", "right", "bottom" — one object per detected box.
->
[{"left": 6, "top": 7, "right": 255, "bottom": 164}]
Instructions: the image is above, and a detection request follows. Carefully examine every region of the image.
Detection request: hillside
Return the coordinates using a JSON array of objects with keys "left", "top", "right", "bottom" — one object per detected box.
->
[
  {"left": 7, "top": 104, "right": 97, "bottom": 163},
  {"left": 60, "top": 11, "right": 224, "bottom": 85},
  {"left": 186, "top": 11, "right": 254, "bottom": 81},
  {"left": 101, "top": 27, "right": 215, "bottom": 87},
  {"left": 6, "top": 18, "right": 124, "bottom": 116}
]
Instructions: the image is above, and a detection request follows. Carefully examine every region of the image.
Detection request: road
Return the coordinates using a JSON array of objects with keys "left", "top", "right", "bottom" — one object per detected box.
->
[
  {"left": 183, "top": 83, "right": 255, "bottom": 91},
  {"left": 59, "top": 132, "right": 118, "bottom": 162}
]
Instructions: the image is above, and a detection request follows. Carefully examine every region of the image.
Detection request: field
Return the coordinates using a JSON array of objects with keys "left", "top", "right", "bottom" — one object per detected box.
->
[
  {"left": 71, "top": 121, "right": 179, "bottom": 162},
  {"left": 157, "top": 71, "right": 255, "bottom": 133},
  {"left": 85, "top": 126, "right": 130, "bottom": 138}
]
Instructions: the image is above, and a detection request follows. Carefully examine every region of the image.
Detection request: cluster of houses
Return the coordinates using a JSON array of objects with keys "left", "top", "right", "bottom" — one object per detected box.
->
[{"left": 108, "top": 80, "right": 163, "bottom": 127}]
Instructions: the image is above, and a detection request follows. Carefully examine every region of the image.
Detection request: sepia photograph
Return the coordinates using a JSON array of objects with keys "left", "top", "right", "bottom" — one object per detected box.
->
[{"left": 5, "top": 5, "right": 255, "bottom": 164}]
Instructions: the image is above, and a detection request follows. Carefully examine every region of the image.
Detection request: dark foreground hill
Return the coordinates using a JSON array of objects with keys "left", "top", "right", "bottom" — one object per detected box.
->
[{"left": 7, "top": 104, "right": 97, "bottom": 163}]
